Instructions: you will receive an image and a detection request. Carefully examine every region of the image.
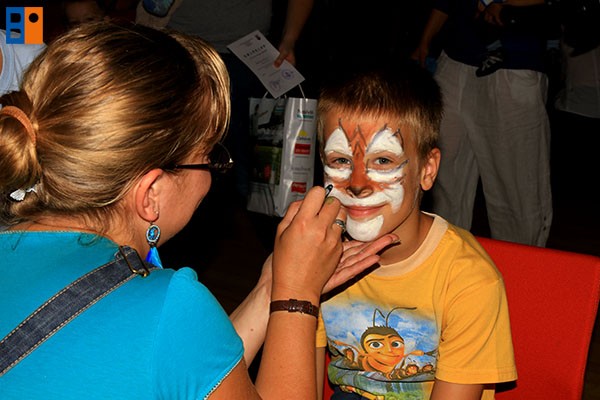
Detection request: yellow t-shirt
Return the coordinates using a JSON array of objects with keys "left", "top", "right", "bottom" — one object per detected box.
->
[{"left": 316, "top": 215, "right": 517, "bottom": 399}]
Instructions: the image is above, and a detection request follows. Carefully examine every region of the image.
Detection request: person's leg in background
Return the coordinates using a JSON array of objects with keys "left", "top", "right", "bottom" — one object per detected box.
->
[
  {"left": 473, "top": 68, "right": 552, "bottom": 246},
  {"left": 431, "top": 53, "right": 481, "bottom": 230}
]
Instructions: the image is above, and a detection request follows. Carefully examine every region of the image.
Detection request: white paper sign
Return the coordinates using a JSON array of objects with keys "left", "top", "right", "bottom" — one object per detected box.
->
[{"left": 227, "top": 30, "right": 305, "bottom": 98}]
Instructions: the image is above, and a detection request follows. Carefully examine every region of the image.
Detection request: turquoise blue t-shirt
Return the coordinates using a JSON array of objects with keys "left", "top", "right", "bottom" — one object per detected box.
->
[{"left": 0, "top": 231, "right": 244, "bottom": 399}]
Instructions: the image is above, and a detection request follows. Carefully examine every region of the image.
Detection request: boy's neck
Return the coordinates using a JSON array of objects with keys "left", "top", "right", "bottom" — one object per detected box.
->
[{"left": 376, "top": 211, "right": 435, "bottom": 274}]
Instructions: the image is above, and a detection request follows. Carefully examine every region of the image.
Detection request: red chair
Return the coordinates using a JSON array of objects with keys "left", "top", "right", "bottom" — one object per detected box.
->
[
  {"left": 478, "top": 237, "right": 600, "bottom": 400},
  {"left": 323, "top": 237, "right": 600, "bottom": 400}
]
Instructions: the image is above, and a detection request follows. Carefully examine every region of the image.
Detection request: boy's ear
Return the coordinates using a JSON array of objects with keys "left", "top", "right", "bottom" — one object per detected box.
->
[
  {"left": 420, "top": 148, "right": 441, "bottom": 191},
  {"left": 134, "top": 169, "right": 164, "bottom": 222}
]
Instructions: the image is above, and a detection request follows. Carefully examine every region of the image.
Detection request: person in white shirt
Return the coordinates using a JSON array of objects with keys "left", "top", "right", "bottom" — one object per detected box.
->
[{"left": 0, "top": 29, "right": 45, "bottom": 95}]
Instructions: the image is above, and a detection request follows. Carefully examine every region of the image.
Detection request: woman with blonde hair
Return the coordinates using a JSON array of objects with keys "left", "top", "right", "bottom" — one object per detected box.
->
[{"left": 0, "top": 22, "right": 395, "bottom": 399}]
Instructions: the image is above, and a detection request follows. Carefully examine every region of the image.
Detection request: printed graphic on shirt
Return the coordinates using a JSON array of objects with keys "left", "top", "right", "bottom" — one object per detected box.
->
[{"left": 323, "top": 302, "right": 438, "bottom": 399}]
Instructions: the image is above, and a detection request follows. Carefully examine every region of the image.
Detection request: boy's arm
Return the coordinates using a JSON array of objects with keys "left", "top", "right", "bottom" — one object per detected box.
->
[{"left": 430, "top": 380, "right": 485, "bottom": 400}]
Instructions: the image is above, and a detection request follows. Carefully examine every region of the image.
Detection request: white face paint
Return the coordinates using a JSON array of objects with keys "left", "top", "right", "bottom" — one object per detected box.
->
[
  {"left": 346, "top": 215, "right": 385, "bottom": 242},
  {"left": 323, "top": 124, "right": 409, "bottom": 241},
  {"left": 364, "top": 127, "right": 407, "bottom": 213},
  {"left": 323, "top": 127, "right": 352, "bottom": 180}
]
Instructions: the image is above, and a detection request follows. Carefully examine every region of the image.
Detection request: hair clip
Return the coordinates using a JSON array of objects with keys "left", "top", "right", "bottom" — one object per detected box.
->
[{"left": 9, "top": 185, "right": 38, "bottom": 202}]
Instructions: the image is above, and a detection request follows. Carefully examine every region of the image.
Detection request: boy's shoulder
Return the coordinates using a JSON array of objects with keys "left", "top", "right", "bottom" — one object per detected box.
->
[
  {"left": 400, "top": 213, "right": 497, "bottom": 273},
  {"left": 432, "top": 216, "right": 501, "bottom": 280},
  {"left": 442, "top": 219, "right": 484, "bottom": 251},
  {"left": 420, "top": 213, "right": 487, "bottom": 254}
]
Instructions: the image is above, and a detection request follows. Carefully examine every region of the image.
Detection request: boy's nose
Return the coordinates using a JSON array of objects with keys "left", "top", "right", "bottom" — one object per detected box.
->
[
  {"left": 347, "top": 185, "right": 374, "bottom": 197},
  {"left": 347, "top": 168, "right": 373, "bottom": 198}
]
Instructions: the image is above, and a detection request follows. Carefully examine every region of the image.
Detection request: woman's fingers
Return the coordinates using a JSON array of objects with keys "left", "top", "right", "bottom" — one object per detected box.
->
[
  {"left": 276, "top": 198, "right": 302, "bottom": 237},
  {"left": 271, "top": 186, "right": 345, "bottom": 299}
]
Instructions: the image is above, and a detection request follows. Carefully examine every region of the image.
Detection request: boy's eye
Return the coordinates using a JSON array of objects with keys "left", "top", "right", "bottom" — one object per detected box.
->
[
  {"left": 366, "top": 153, "right": 405, "bottom": 171},
  {"left": 373, "top": 157, "right": 394, "bottom": 166},
  {"left": 327, "top": 155, "right": 352, "bottom": 168}
]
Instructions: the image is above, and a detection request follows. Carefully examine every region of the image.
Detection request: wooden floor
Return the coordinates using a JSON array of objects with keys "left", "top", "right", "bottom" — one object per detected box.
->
[{"left": 160, "top": 107, "right": 600, "bottom": 399}]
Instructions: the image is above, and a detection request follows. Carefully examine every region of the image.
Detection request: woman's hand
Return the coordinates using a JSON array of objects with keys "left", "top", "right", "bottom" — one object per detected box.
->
[
  {"left": 271, "top": 186, "right": 345, "bottom": 302},
  {"left": 252, "top": 231, "right": 398, "bottom": 303}
]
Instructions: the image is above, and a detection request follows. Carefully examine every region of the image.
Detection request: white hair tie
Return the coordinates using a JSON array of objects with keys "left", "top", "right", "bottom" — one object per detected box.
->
[{"left": 9, "top": 185, "right": 38, "bottom": 202}]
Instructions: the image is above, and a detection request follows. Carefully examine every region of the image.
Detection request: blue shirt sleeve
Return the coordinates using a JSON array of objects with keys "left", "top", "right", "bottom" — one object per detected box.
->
[
  {"left": 142, "top": 0, "right": 174, "bottom": 17},
  {"left": 152, "top": 267, "right": 244, "bottom": 399}
]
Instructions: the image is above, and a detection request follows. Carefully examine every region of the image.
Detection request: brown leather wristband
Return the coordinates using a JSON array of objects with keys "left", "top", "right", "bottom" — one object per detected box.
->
[{"left": 270, "top": 299, "right": 319, "bottom": 318}]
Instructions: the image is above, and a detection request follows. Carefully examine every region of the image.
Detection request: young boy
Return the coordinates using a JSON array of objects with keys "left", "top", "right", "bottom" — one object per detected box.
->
[{"left": 315, "top": 63, "right": 517, "bottom": 399}]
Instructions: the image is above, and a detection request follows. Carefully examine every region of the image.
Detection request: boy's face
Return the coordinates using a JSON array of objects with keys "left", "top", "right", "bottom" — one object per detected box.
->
[{"left": 321, "top": 113, "right": 424, "bottom": 241}]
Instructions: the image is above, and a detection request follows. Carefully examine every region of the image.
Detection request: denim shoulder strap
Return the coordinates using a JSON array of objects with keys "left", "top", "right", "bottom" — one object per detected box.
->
[{"left": 0, "top": 245, "right": 152, "bottom": 376}]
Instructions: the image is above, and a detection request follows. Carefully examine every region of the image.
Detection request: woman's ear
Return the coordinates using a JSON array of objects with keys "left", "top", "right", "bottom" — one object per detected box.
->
[
  {"left": 134, "top": 169, "right": 164, "bottom": 222},
  {"left": 420, "top": 148, "right": 441, "bottom": 191}
]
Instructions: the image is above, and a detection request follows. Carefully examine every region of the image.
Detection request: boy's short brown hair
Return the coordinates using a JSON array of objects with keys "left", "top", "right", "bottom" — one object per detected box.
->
[{"left": 317, "top": 62, "right": 443, "bottom": 162}]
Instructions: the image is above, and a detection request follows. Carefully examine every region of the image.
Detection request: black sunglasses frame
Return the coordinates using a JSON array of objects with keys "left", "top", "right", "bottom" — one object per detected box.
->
[{"left": 167, "top": 143, "right": 234, "bottom": 174}]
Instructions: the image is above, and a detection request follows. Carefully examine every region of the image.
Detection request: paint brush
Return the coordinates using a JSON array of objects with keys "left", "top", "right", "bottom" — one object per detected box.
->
[{"left": 323, "top": 184, "right": 333, "bottom": 202}]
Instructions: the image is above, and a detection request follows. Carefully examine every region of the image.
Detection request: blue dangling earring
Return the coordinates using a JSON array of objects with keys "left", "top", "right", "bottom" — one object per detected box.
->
[{"left": 145, "top": 223, "right": 163, "bottom": 268}]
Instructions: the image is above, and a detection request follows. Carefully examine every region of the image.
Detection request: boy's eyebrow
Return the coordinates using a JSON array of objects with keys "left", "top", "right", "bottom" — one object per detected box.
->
[{"left": 393, "top": 128, "right": 404, "bottom": 148}]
